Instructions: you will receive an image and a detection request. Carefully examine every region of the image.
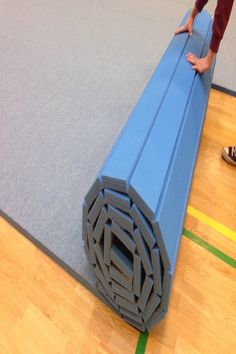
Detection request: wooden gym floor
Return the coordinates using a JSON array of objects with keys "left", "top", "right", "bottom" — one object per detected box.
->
[{"left": 0, "top": 89, "right": 235, "bottom": 354}]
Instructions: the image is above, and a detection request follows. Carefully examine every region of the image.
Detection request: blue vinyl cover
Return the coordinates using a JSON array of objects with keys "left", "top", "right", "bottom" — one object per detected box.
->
[
  {"left": 129, "top": 13, "right": 213, "bottom": 270},
  {"left": 129, "top": 12, "right": 211, "bottom": 216},
  {"left": 99, "top": 12, "right": 191, "bottom": 183},
  {"left": 156, "top": 51, "right": 214, "bottom": 274}
]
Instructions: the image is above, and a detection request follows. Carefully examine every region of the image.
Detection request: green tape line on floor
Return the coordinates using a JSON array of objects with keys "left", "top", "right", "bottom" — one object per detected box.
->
[
  {"left": 135, "top": 330, "right": 149, "bottom": 354},
  {"left": 183, "top": 228, "right": 236, "bottom": 269}
]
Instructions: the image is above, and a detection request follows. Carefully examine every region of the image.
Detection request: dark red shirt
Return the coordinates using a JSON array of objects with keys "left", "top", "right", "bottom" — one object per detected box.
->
[{"left": 195, "top": 0, "right": 234, "bottom": 52}]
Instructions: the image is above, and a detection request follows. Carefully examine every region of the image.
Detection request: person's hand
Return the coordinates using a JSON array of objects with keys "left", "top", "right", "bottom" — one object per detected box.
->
[
  {"left": 175, "top": 6, "right": 198, "bottom": 37},
  {"left": 175, "top": 18, "right": 193, "bottom": 36},
  {"left": 186, "top": 50, "right": 215, "bottom": 74},
  {"left": 186, "top": 53, "right": 209, "bottom": 74}
]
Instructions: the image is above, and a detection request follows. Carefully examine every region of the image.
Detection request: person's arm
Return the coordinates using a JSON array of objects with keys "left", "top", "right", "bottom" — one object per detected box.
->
[
  {"left": 175, "top": 0, "right": 234, "bottom": 74},
  {"left": 187, "top": 0, "right": 234, "bottom": 73},
  {"left": 195, "top": 0, "right": 209, "bottom": 13},
  {"left": 210, "top": 0, "right": 234, "bottom": 53}
]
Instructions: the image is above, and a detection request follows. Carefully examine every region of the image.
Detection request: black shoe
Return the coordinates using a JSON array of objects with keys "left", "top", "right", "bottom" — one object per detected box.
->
[{"left": 222, "top": 146, "right": 236, "bottom": 166}]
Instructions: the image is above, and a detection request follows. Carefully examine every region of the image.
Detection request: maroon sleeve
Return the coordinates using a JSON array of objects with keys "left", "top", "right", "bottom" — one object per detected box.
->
[
  {"left": 210, "top": 0, "right": 234, "bottom": 52},
  {"left": 195, "top": 0, "right": 234, "bottom": 53},
  {"left": 195, "top": 0, "right": 209, "bottom": 13}
]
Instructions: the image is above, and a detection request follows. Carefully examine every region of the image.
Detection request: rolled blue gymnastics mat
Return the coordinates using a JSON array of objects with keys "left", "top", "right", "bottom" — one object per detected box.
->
[{"left": 83, "top": 10, "right": 215, "bottom": 331}]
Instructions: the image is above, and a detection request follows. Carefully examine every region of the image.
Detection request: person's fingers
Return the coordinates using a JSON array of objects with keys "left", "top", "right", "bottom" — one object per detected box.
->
[
  {"left": 186, "top": 55, "right": 195, "bottom": 61},
  {"left": 175, "top": 25, "right": 186, "bottom": 34},
  {"left": 186, "top": 53, "right": 198, "bottom": 65},
  {"left": 175, "top": 28, "right": 180, "bottom": 34},
  {"left": 186, "top": 54, "right": 194, "bottom": 63},
  {"left": 188, "top": 58, "right": 197, "bottom": 65},
  {"left": 186, "top": 52, "right": 194, "bottom": 57},
  {"left": 175, "top": 23, "right": 192, "bottom": 35},
  {"left": 175, "top": 22, "right": 194, "bottom": 36}
]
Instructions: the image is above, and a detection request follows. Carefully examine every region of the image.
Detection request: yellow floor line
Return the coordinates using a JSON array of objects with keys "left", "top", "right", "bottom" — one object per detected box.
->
[{"left": 187, "top": 205, "right": 236, "bottom": 243}]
